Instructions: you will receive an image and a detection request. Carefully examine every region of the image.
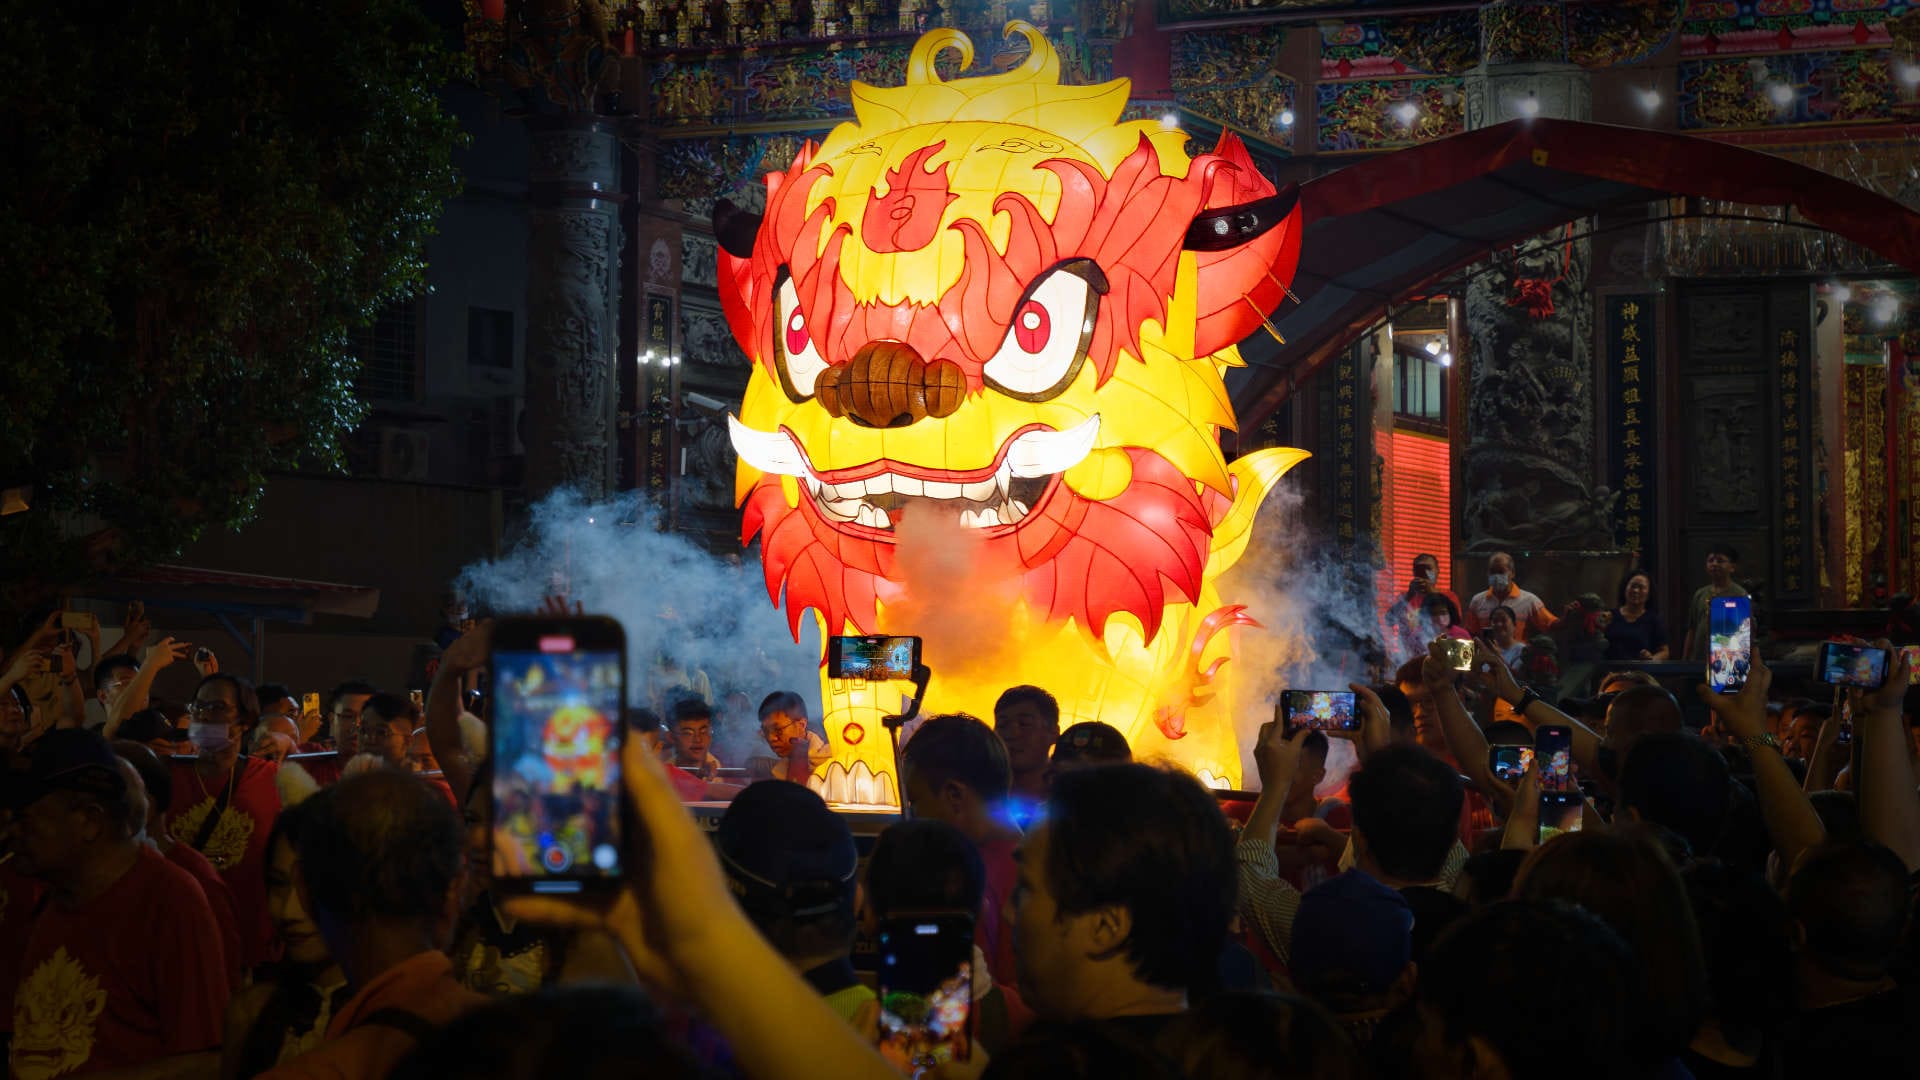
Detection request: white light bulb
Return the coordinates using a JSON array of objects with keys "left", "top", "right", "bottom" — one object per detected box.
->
[
  {"left": 1438, "top": 352, "right": 1454, "bottom": 367},
  {"left": 1766, "top": 82, "right": 1795, "bottom": 108},
  {"left": 1872, "top": 296, "right": 1901, "bottom": 326},
  {"left": 1637, "top": 87, "right": 1661, "bottom": 111},
  {"left": 1278, "top": 108, "right": 1295, "bottom": 127},
  {"left": 1160, "top": 111, "right": 1180, "bottom": 129},
  {"left": 1424, "top": 339, "right": 1442, "bottom": 355},
  {"left": 1898, "top": 62, "right": 1920, "bottom": 87},
  {"left": 1517, "top": 95, "right": 1541, "bottom": 118},
  {"left": 1831, "top": 283, "right": 1853, "bottom": 304},
  {"left": 1392, "top": 101, "right": 1419, "bottom": 125}
]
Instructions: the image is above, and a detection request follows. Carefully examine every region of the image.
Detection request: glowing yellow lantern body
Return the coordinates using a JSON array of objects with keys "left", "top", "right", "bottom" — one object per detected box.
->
[{"left": 720, "top": 24, "right": 1308, "bottom": 802}]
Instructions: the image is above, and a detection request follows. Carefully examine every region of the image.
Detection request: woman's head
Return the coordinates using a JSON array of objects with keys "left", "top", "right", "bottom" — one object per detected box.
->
[
  {"left": 1619, "top": 572, "right": 1653, "bottom": 609},
  {"left": 264, "top": 801, "right": 332, "bottom": 969},
  {"left": 1488, "top": 606, "right": 1517, "bottom": 642},
  {"left": 1514, "top": 827, "right": 1708, "bottom": 1062}
]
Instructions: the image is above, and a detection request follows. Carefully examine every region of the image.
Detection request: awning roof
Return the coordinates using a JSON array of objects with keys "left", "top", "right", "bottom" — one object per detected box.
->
[
  {"left": 1228, "top": 117, "right": 1920, "bottom": 429},
  {"left": 81, "top": 564, "right": 380, "bottom": 622}
]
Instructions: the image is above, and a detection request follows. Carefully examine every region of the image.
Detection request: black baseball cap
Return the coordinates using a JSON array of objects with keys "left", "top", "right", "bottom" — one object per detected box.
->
[
  {"left": 118, "top": 709, "right": 190, "bottom": 746},
  {"left": 715, "top": 780, "right": 856, "bottom": 919},
  {"left": 8, "top": 729, "right": 127, "bottom": 809}
]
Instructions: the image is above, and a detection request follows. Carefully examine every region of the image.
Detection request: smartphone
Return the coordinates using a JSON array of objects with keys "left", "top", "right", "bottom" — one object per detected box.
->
[
  {"left": 1901, "top": 644, "right": 1920, "bottom": 675},
  {"left": 1837, "top": 719, "right": 1854, "bottom": 746},
  {"left": 1539, "top": 791, "right": 1584, "bottom": 845},
  {"left": 1707, "top": 595, "right": 1752, "bottom": 694},
  {"left": 60, "top": 611, "right": 98, "bottom": 632},
  {"left": 1439, "top": 638, "right": 1475, "bottom": 672},
  {"left": 303, "top": 692, "right": 321, "bottom": 717},
  {"left": 1535, "top": 725, "right": 1574, "bottom": 793},
  {"left": 827, "top": 635, "right": 922, "bottom": 681},
  {"left": 1280, "top": 690, "right": 1360, "bottom": 736},
  {"left": 1489, "top": 744, "right": 1534, "bottom": 784},
  {"left": 1817, "top": 641, "right": 1890, "bottom": 690},
  {"left": 488, "top": 616, "right": 627, "bottom": 893},
  {"left": 409, "top": 688, "right": 426, "bottom": 712},
  {"left": 875, "top": 912, "right": 974, "bottom": 1070}
]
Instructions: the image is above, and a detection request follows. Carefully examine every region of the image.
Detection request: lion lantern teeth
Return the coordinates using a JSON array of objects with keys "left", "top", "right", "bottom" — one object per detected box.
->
[{"left": 726, "top": 413, "right": 1101, "bottom": 533}]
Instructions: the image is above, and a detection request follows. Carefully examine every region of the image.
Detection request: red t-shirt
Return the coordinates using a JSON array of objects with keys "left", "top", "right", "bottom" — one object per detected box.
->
[
  {"left": 976, "top": 835, "right": 1020, "bottom": 989},
  {"left": 257, "top": 950, "right": 489, "bottom": 1080},
  {"left": 169, "top": 755, "right": 283, "bottom": 970},
  {"left": 10, "top": 845, "right": 227, "bottom": 1077},
  {"left": 0, "top": 859, "right": 44, "bottom": 1035},
  {"left": 165, "top": 841, "right": 241, "bottom": 993}
]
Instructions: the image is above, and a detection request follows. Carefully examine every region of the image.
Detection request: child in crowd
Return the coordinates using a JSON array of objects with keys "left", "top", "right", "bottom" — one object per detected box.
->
[{"left": 667, "top": 697, "right": 723, "bottom": 778}]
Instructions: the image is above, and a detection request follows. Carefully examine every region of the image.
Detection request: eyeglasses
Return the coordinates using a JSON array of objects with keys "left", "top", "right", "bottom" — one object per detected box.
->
[{"left": 187, "top": 701, "right": 237, "bottom": 719}]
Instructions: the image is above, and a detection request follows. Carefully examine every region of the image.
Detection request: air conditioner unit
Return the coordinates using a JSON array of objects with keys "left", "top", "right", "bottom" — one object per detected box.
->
[
  {"left": 378, "top": 428, "right": 430, "bottom": 481},
  {"left": 491, "top": 397, "right": 526, "bottom": 457}
]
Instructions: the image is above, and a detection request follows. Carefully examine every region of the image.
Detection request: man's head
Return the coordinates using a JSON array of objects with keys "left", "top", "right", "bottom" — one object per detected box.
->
[
  {"left": 756, "top": 690, "right": 808, "bottom": 756},
  {"left": 358, "top": 692, "right": 418, "bottom": 765},
  {"left": 111, "top": 740, "right": 172, "bottom": 838},
  {"left": 1600, "top": 685, "right": 1684, "bottom": 779},
  {"left": 899, "top": 713, "right": 1012, "bottom": 835},
  {"left": 1705, "top": 543, "right": 1739, "bottom": 586},
  {"left": 1047, "top": 721, "right": 1131, "bottom": 780},
  {"left": 187, "top": 674, "right": 260, "bottom": 762},
  {"left": 1383, "top": 672, "right": 1443, "bottom": 758},
  {"left": 1616, "top": 732, "right": 1731, "bottom": 856},
  {"left": 993, "top": 685, "right": 1062, "bottom": 779},
  {"left": 1347, "top": 746, "right": 1465, "bottom": 885},
  {"left": 1414, "top": 901, "right": 1634, "bottom": 1080},
  {"left": 865, "top": 818, "right": 986, "bottom": 925},
  {"left": 6, "top": 730, "right": 135, "bottom": 886},
  {"left": 716, "top": 780, "right": 859, "bottom": 965},
  {"left": 328, "top": 679, "right": 377, "bottom": 757},
  {"left": 1486, "top": 552, "right": 1515, "bottom": 593},
  {"left": 94, "top": 655, "right": 140, "bottom": 708},
  {"left": 1782, "top": 704, "right": 1827, "bottom": 761},
  {"left": 1014, "top": 764, "right": 1233, "bottom": 1020},
  {"left": 257, "top": 682, "right": 298, "bottom": 722},
  {"left": 1412, "top": 553, "right": 1439, "bottom": 587},
  {"left": 1289, "top": 870, "right": 1414, "bottom": 1015},
  {"left": 293, "top": 770, "right": 466, "bottom": 953},
  {"left": 1788, "top": 842, "right": 1912, "bottom": 983},
  {"left": 668, "top": 698, "right": 714, "bottom": 766}
]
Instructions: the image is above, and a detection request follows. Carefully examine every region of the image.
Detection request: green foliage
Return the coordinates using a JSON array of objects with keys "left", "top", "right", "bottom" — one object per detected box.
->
[{"left": 0, "top": 0, "right": 465, "bottom": 613}]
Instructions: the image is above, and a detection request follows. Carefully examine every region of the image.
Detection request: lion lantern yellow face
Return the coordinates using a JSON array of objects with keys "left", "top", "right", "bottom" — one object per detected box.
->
[{"left": 721, "top": 23, "right": 1308, "bottom": 802}]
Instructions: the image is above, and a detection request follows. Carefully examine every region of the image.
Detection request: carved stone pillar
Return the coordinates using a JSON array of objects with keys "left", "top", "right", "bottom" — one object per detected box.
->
[
  {"left": 523, "top": 117, "right": 624, "bottom": 500},
  {"left": 1458, "top": 4, "right": 1616, "bottom": 567}
]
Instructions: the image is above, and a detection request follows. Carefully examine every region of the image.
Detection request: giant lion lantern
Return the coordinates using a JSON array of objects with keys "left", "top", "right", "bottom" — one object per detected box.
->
[{"left": 720, "top": 22, "right": 1308, "bottom": 804}]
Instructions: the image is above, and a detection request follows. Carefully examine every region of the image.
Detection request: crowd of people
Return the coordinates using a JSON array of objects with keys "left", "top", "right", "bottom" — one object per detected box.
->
[{"left": 3, "top": 564, "right": 1919, "bottom": 1080}]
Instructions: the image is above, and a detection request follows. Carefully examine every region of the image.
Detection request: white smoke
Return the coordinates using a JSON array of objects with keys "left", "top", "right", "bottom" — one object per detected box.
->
[
  {"left": 1219, "top": 479, "right": 1389, "bottom": 794},
  {"left": 454, "top": 490, "right": 821, "bottom": 767}
]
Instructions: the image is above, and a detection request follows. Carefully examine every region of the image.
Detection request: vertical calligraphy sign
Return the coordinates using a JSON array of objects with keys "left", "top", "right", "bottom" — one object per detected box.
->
[
  {"left": 1606, "top": 295, "right": 1658, "bottom": 571},
  {"left": 643, "top": 293, "right": 675, "bottom": 498},
  {"left": 1776, "top": 325, "right": 1812, "bottom": 599}
]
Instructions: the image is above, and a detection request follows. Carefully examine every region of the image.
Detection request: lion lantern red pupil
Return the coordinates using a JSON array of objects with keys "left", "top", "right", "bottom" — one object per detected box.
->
[
  {"left": 1015, "top": 299, "right": 1050, "bottom": 353},
  {"left": 785, "top": 310, "right": 809, "bottom": 356}
]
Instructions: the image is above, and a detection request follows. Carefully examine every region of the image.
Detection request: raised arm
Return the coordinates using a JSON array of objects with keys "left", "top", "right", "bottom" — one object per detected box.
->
[
  {"left": 1235, "top": 720, "right": 1311, "bottom": 963},
  {"left": 1475, "top": 642, "right": 1605, "bottom": 778},
  {"left": 427, "top": 620, "right": 490, "bottom": 805},
  {"left": 1854, "top": 644, "right": 1920, "bottom": 872},
  {"left": 1694, "top": 656, "right": 1825, "bottom": 872},
  {"left": 104, "top": 637, "right": 188, "bottom": 736},
  {"left": 1422, "top": 643, "right": 1512, "bottom": 816}
]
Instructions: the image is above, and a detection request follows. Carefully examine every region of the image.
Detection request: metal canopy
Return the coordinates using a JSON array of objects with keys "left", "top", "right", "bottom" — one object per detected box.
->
[{"left": 1227, "top": 117, "right": 1920, "bottom": 431}]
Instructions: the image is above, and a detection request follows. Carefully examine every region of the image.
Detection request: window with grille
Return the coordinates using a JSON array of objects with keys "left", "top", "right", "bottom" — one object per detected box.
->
[
  {"left": 353, "top": 301, "right": 418, "bottom": 403},
  {"left": 1393, "top": 351, "right": 1447, "bottom": 429}
]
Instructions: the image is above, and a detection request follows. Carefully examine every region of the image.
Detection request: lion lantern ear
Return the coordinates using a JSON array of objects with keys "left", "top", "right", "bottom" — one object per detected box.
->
[{"left": 1182, "top": 133, "right": 1303, "bottom": 359}]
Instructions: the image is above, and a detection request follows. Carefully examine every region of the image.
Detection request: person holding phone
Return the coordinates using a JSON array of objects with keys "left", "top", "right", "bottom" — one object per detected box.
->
[{"left": 1682, "top": 544, "right": 1748, "bottom": 662}]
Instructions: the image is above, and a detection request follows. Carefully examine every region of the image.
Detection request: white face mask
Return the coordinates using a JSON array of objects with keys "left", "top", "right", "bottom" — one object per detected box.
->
[
  {"left": 1488, "top": 573, "right": 1511, "bottom": 591},
  {"left": 188, "top": 721, "right": 233, "bottom": 755}
]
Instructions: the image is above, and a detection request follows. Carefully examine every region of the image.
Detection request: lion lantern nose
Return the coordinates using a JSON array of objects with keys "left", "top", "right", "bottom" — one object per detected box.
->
[{"left": 816, "top": 341, "right": 965, "bottom": 429}]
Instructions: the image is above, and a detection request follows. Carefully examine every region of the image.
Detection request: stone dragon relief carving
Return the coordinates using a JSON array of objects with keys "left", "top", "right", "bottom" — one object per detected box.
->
[
  {"left": 1463, "top": 228, "right": 1615, "bottom": 553},
  {"left": 526, "top": 206, "right": 620, "bottom": 497}
]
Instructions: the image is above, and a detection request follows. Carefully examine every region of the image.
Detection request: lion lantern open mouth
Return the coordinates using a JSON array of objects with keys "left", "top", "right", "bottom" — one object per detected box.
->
[{"left": 720, "top": 23, "right": 1309, "bottom": 803}]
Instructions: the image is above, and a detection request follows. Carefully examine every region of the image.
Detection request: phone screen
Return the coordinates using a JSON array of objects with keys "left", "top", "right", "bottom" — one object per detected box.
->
[
  {"left": 876, "top": 913, "right": 974, "bottom": 1071},
  {"left": 1442, "top": 638, "right": 1475, "bottom": 672},
  {"left": 1489, "top": 745, "right": 1534, "bottom": 784},
  {"left": 1534, "top": 725, "right": 1574, "bottom": 793},
  {"left": 1539, "top": 791, "right": 1583, "bottom": 845},
  {"left": 491, "top": 624, "right": 625, "bottom": 892},
  {"left": 828, "top": 635, "right": 922, "bottom": 681},
  {"left": 1281, "top": 690, "right": 1360, "bottom": 734},
  {"left": 1818, "top": 641, "right": 1889, "bottom": 689},
  {"left": 1708, "top": 596, "right": 1752, "bottom": 694}
]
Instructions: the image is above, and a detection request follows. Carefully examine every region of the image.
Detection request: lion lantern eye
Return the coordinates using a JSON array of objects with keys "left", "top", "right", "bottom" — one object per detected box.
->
[
  {"left": 982, "top": 263, "right": 1100, "bottom": 401},
  {"left": 775, "top": 276, "right": 829, "bottom": 400}
]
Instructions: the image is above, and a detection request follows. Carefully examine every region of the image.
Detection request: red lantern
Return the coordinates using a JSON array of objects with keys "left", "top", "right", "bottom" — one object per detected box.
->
[
  {"left": 480, "top": 0, "right": 506, "bottom": 21},
  {"left": 622, "top": 27, "right": 636, "bottom": 55}
]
